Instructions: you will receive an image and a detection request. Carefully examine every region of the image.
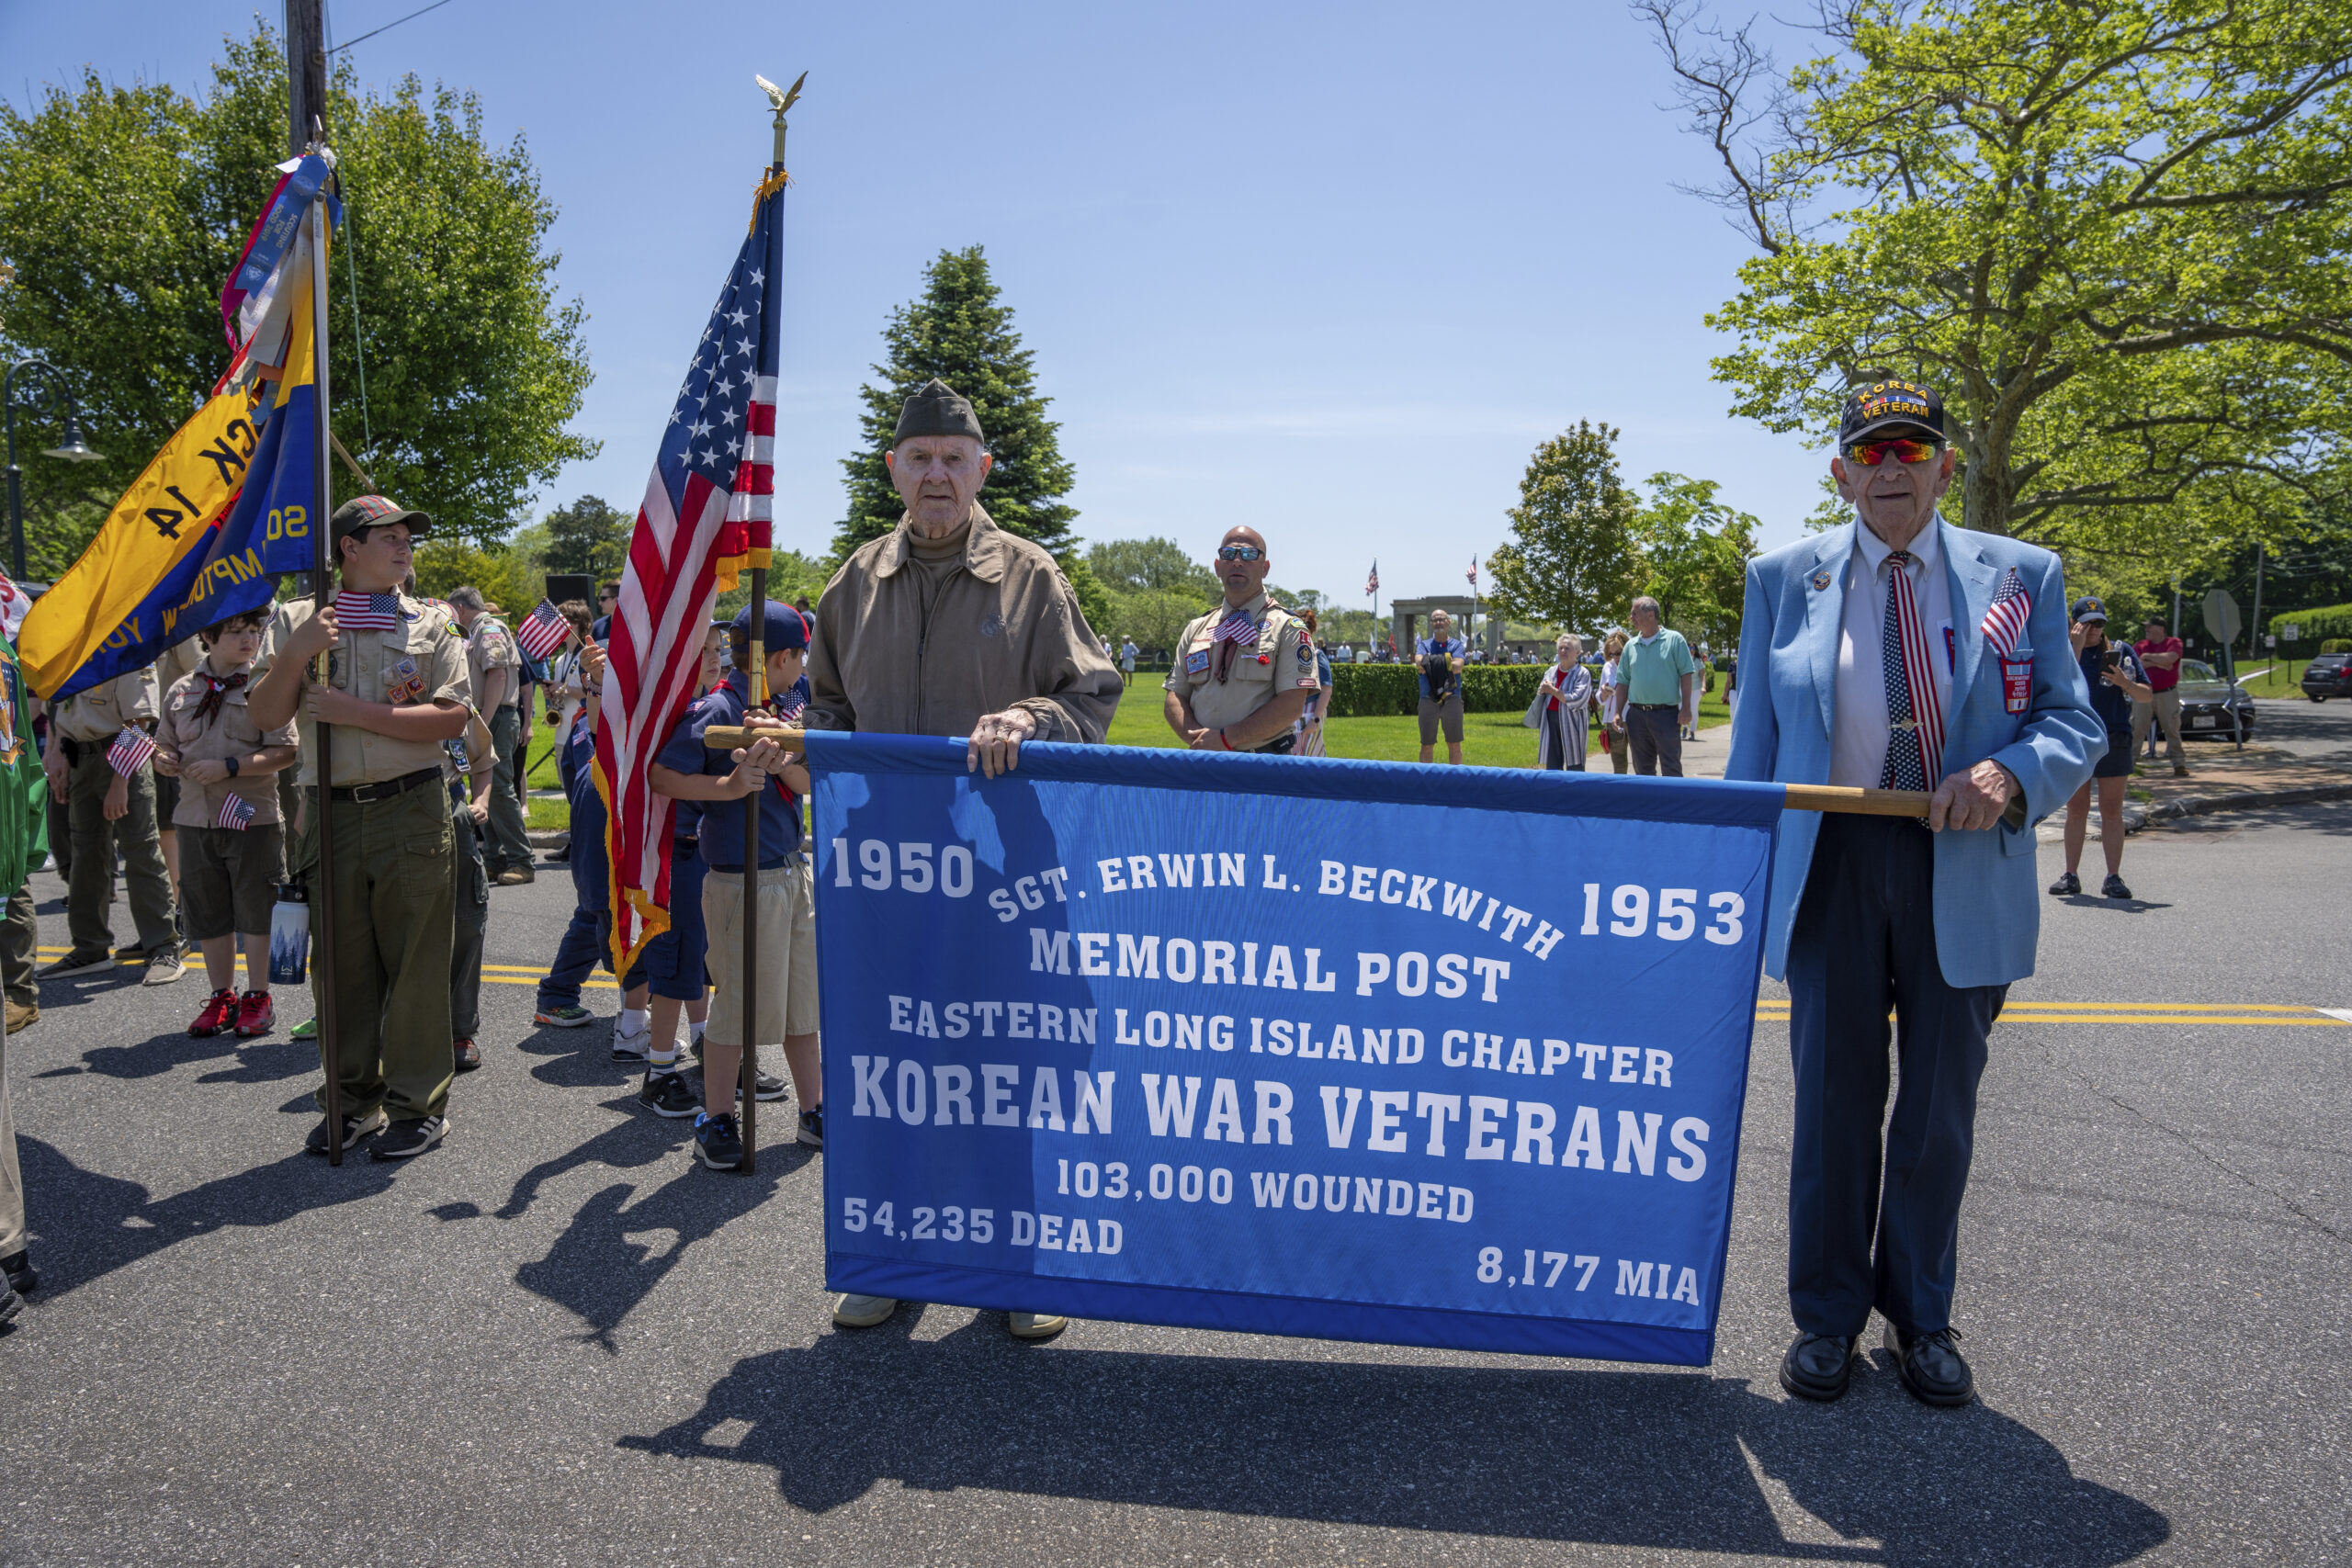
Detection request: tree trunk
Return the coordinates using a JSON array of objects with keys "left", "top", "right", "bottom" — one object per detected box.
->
[{"left": 1959, "top": 428, "right": 2015, "bottom": 538}]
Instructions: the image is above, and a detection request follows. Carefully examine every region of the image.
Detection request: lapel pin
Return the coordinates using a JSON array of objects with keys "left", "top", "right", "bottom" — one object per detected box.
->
[{"left": 1811, "top": 569, "right": 1833, "bottom": 591}]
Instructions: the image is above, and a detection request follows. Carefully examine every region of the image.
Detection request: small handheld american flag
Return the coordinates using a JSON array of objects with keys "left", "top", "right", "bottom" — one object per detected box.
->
[
  {"left": 216, "top": 794, "right": 256, "bottom": 830},
  {"left": 515, "top": 599, "right": 572, "bottom": 661},
  {"left": 332, "top": 591, "right": 401, "bottom": 632},
  {"left": 1210, "top": 607, "right": 1257, "bottom": 646},
  {"left": 107, "top": 727, "right": 157, "bottom": 777},
  {"left": 1980, "top": 568, "right": 2032, "bottom": 657}
]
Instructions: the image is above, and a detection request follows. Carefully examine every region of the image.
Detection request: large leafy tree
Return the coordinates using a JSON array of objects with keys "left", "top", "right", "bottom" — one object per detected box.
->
[
  {"left": 539, "top": 493, "right": 631, "bottom": 580},
  {"left": 836, "top": 246, "right": 1083, "bottom": 574},
  {"left": 1644, "top": 0, "right": 2352, "bottom": 568},
  {"left": 0, "top": 25, "right": 594, "bottom": 570},
  {"left": 1086, "top": 536, "right": 1221, "bottom": 602},
  {"left": 1631, "top": 472, "right": 1759, "bottom": 652},
  {"left": 1486, "top": 422, "right": 1647, "bottom": 637}
]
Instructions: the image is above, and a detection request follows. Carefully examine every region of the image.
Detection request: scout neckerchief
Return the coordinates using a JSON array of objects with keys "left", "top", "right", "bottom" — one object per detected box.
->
[{"left": 193, "top": 670, "right": 247, "bottom": 724}]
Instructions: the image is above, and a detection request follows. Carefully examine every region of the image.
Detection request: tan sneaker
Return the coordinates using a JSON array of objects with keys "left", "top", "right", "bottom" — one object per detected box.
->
[
  {"left": 831, "top": 1292, "right": 899, "bottom": 1328},
  {"left": 1007, "top": 1311, "right": 1069, "bottom": 1340},
  {"left": 5, "top": 999, "right": 38, "bottom": 1034},
  {"left": 140, "top": 950, "right": 187, "bottom": 987}
]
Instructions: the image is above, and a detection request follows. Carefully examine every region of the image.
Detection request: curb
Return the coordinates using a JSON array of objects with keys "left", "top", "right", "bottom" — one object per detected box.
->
[{"left": 2140, "top": 780, "right": 2352, "bottom": 827}]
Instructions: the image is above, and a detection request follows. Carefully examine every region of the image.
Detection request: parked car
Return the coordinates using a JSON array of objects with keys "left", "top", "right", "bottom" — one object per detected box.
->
[
  {"left": 2301, "top": 652, "right": 2352, "bottom": 701},
  {"left": 2175, "top": 659, "right": 2257, "bottom": 739}
]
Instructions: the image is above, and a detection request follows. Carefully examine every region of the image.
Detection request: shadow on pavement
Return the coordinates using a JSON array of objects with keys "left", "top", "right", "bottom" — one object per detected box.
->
[
  {"left": 14, "top": 1136, "right": 399, "bottom": 1296},
  {"left": 620, "top": 1328, "right": 2170, "bottom": 1563}
]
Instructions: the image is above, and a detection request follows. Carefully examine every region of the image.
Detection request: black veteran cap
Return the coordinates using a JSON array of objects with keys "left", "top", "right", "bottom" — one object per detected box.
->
[
  {"left": 330, "top": 493, "right": 433, "bottom": 546},
  {"left": 893, "top": 378, "right": 986, "bottom": 445},
  {"left": 1838, "top": 379, "right": 1945, "bottom": 447}
]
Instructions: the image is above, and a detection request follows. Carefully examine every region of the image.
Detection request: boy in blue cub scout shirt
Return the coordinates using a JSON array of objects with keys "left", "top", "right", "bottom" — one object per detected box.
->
[{"left": 650, "top": 601, "right": 822, "bottom": 1170}]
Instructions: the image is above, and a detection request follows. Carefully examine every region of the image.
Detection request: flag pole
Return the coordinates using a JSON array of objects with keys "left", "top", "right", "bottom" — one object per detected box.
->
[{"left": 288, "top": 0, "right": 345, "bottom": 1163}]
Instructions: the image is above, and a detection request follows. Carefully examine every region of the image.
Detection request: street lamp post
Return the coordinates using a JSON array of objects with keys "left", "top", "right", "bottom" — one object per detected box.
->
[{"left": 4, "top": 357, "right": 105, "bottom": 582}]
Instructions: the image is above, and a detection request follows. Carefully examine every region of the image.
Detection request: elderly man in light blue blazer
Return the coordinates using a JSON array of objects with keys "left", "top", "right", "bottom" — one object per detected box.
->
[{"left": 1727, "top": 379, "right": 2100, "bottom": 1409}]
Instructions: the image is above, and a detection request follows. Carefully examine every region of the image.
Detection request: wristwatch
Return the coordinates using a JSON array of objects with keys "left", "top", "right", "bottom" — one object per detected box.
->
[{"left": 224, "top": 756, "right": 241, "bottom": 778}]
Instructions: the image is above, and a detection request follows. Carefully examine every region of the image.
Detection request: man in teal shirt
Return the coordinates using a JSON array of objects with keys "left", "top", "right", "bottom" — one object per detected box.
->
[{"left": 1618, "top": 595, "right": 1696, "bottom": 775}]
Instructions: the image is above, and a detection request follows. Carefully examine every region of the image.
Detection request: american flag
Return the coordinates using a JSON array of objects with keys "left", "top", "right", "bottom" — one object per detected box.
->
[
  {"left": 1980, "top": 568, "right": 2032, "bottom": 658},
  {"left": 1465, "top": 556, "right": 1478, "bottom": 587},
  {"left": 594, "top": 166, "right": 786, "bottom": 974},
  {"left": 107, "top": 726, "right": 157, "bottom": 777},
  {"left": 1210, "top": 606, "right": 1257, "bottom": 645},
  {"left": 515, "top": 599, "right": 572, "bottom": 661},
  {"left": 1365, "top": 560, "right": 1379, "bottom": 598},
  {"left": 333, "top": 591, "right": 401, "bottom": 632},
  {"left": 216, "top": 793, "right": 256, "bottom": 830}
]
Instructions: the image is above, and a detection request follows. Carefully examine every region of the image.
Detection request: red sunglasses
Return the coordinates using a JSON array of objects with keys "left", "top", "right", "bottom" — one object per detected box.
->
[{"left": 1844, "top": 437, "right": 1942, "bottom": 466}]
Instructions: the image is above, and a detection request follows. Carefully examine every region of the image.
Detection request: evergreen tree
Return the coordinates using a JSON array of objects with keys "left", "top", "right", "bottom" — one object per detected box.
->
[
  {"left": 1485, "top": 422, "right": 1645, "bottom": 638},
  {"left": 540, "top": 494, "right": 631, "bottom": 580},
  {"left": 834, "top": 246, "right": 1079, "bottom": 564}
]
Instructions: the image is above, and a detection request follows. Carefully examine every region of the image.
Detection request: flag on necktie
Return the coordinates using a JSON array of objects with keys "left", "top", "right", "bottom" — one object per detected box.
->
[
  {"left": 1980, "top": 567, "right": 2032, "bottom": 658},
  {"left": 1880, "top": 550, "right": 1945, "bottom": 792},
  {"left": 216, "top": 793, "right": 256, "bottom": 830},
  {"left": 332, "top": 590, "right": 401, "bottom": 632},
  {"left": 515, "top": 599, "right": 571, "bottom": 661},
  {"left": 595, "top": 162, "right": 789, "bottom": 975},
  {"left": 107, "top": 727, "right": 158, "bottom": 778},
  {"left": 1365, "top": 561, "right": 1379, "bottom": 598}
]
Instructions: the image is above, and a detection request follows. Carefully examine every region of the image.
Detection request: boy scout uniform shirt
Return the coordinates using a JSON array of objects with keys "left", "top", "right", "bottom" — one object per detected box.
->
[
  {"left": 259, "top": 595, "right": 473, "bottom": 787},
  {"left": 157, "top": 668, "right": 298, "bottom": 827},
  {"left": 465, "top": 616, "right": 522, "bottom": 711},
  {"left": 51, "top": 667, "right": 160, "bottom": 742},
  {"left": 1165, "top": 592, "right": 1319, "bottom": 732}
]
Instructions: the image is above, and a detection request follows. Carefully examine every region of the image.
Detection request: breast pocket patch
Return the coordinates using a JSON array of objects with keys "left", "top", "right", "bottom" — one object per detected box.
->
[
  {"left": 1186, "top": 649, "right": 1211, "bottom": 676},
  {"left": 387, "top": 657, "right": 427, "bottom": 705}
]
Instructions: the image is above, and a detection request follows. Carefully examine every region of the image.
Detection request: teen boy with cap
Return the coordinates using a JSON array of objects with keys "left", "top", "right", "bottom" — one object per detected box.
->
[
  {"left": 1726, "top": 378, "right": 2098, "bottom": 1407},
  {"left": 247, "top": 494, "right": 473, "bottom": 1160},
  {"left": 650, "top": 601, "right": 820, "bottom": 1168}
]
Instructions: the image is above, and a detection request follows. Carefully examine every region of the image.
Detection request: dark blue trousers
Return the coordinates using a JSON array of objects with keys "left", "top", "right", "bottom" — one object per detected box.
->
[
  {"left": 1784, "top": 814, "right": 2005, "bottom": 1337},
  {"left": 537, "top": 783, "right": 610, "bottom": 1010}
]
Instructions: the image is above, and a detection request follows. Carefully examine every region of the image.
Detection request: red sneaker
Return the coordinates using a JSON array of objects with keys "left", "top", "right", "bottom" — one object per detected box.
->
[
  {"left": 234, "top": 991, "right": 277, "bottom": 1038},
  {"left": 189, "top": 988, "right": 238, "bottom": 1038}
]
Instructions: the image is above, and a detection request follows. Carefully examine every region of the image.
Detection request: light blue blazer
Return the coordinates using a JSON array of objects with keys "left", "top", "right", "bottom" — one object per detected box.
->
[{"left": 1725, "top": 520, "right": 2102, "bottom": 988}]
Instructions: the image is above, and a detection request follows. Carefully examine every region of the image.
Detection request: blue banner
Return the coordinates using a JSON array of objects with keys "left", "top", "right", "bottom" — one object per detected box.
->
[{"left": 813, "top": 735, "right": 1781, "bottom": 1366}]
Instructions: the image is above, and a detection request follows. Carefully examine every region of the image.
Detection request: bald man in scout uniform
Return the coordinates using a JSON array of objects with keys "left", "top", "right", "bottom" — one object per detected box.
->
[
  {"left": 38, "top": 663, "right": 183, "bottom": 984},
  {"left": 248, "top": 494, "right": 472, "bottom": 1160},
  {"left": 1163, "top": 526, "right": 1319, "bottom": 753}
]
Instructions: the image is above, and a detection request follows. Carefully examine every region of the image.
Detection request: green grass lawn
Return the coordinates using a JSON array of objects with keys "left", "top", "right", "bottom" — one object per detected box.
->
[{"left": 1102, "top": 678, "right": 1730, "bottom": 766}]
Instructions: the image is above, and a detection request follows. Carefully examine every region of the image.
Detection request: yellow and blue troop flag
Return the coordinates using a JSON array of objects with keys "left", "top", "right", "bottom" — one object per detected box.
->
[{"left": 20, "top": 154, "right": 335, "bottom": 702}]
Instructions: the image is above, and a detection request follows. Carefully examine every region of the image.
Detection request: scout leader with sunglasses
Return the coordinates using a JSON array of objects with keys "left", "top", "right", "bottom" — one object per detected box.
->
[
  {"left": 1725, "top": 380, "right": 2100, "bottom": 1411},
  {"left": 1163, "top": 528, "right": 1320, "bottom": 754}
]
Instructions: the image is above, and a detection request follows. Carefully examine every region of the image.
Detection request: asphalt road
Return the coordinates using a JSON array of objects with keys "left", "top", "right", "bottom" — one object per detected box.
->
[{"left": 3, "top": 739, "right": 2348, "bottom": 1563}]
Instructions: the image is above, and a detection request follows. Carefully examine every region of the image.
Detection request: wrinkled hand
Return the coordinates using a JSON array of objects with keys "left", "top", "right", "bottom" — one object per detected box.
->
[
  {"left": 967, "top": 707, "right": 1038, "bottom": 778},
  {"left": 1928, "top": 759, "right": 2016, "bottom": 832},
  {"left": 288, "top": 605, "right": 340, "bottom": 661},
  {"left": 304, "top": 685, "right": 368, "bottom": 726},
  {"left": 103, "top": 775, "right": 129, "bottom": 822},
  {"left": 183, "top": 758, "right": 230, "bottom": 785}
]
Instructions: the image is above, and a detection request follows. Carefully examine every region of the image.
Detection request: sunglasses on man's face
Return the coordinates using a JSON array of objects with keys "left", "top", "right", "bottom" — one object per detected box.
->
[
  {"left": 1216, "top": 546, "right": 1265, "bottom": 562},
  {"left": 1844, "top": 437, "right": 1942, "bottom": 467}
]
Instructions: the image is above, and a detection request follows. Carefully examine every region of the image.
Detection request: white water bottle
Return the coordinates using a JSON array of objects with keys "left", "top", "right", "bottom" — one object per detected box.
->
[{"left": 269, "top": 883, "right": 311, "bottom": 986}]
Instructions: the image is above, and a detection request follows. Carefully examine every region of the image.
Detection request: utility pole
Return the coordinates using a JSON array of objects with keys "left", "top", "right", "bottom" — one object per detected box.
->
[{"left": 285, "top": 0, "right": 326, "bottom": 154}]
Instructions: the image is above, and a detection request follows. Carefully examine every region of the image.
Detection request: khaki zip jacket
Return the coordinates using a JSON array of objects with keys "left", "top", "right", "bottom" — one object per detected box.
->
[{"left": 808, "top": 506, "right": 1121, "bottom": 744}]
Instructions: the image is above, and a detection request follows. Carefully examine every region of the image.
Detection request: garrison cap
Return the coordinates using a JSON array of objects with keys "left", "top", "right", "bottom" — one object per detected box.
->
[
  {"left": 893, "top": 378, "right": 986, "bottom": 446},
  {"left": 330, "top": 493, "right": 433, "bottom": 546}
]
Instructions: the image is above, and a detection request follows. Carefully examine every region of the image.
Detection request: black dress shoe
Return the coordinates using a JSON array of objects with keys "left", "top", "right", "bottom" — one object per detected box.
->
[
  {"left": 1779, "top": 1331, "right": 1857, "bottom": 1401},
  {"left": 1883, "top": 1323, "right": 1973, "bottom": 1406},
  {"left": 0, "top": 1249, "right": 35, "bottom": 1295}
]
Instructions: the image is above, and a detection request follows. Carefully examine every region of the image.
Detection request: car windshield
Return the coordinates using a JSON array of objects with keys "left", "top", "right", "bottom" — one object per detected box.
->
[{"left": 2179, "top": 659, "right": 2221, "bottom": 683}]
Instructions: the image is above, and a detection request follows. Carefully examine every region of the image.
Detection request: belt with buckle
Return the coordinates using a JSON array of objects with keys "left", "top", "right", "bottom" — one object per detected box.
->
[
  {"left": 1631, "top": 702, "right": 1679, "bottom": 711},
  {"left": 322, "top": 766, "right": 442, "bottom": 805}
]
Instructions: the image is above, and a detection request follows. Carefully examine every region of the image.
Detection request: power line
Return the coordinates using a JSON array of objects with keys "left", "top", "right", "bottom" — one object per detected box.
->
[{"left": 327, "top": 0, "right": 458, "bottom": 55}]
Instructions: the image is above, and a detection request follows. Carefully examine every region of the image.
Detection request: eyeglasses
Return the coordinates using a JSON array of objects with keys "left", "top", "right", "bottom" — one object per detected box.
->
[
  {"left": 1216, "top": 546, "right": 1265, "bottom": 562},
  {"left": 1843, "top": 437, "right": 1942, "bottom": 466}
]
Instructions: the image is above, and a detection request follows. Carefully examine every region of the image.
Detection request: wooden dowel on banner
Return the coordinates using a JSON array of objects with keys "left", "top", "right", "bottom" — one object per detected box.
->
[
  {"left": 1782, "top": 784, "right": 1931, "bottom": 817},
  {"left": 699, "top": 725, "right": 805, "bottom": 755}
]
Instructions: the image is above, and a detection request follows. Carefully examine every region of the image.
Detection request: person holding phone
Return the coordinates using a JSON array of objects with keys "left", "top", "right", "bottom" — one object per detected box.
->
[{"left": 2051, "top": 596, "right": 2152, "bottom": 900}]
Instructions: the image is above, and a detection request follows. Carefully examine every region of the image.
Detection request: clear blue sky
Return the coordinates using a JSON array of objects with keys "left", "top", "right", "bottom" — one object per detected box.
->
[{"left": 5, "top": 0, "right": 1835, "bottom": 611}]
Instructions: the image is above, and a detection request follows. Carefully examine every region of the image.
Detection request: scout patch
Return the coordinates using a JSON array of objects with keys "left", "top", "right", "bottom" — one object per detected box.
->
[
  {"left": 387, "top": 656, "right": 427, "bottom": 705},
  {"left": 1296, "top": 631, "right": 1315, "bottom": 670},
  {"left": 1186, "top": 648, "right": 1212, "bottom": 676}
]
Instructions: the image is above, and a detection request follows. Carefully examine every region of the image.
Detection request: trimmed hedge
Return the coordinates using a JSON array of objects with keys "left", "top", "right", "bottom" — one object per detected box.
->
[
  {"left": 2273, "top": 603, "right": 2352, "bottom": 645},
  {"left": 1329, "top": 662, "right": 1546, "bottom": 717},
  {"left": 2324, "top": 639, "right": 2352, "bottom": 655}
]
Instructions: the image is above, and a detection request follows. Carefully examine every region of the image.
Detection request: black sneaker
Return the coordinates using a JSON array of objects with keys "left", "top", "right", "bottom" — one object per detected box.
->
[
  {"left": 0, "top": 1284, "right": 19, "bottom": 1329},
  {"left": 370, "top": 1114, "right": 448, "bottom": 1160},
  {"left": 2047, "top": 872, "right": 2080, "bottom": 897},
  {"left": 797, "top": 1108, "right": 824, "bottom": 1148},
  {"left": 305, "top": 1108, "right": 387, "bottom": 1156},
  {"left": 113, "top": 943, "right": 148, "bottom": 964},
  {"left": 452, "top": 1038, "right": 482, "bottom": 1073},
  {"left": 694, "top": 1111, "right": 743, "bottom": 1170},
  {"left": 1, "top": 1249, "right": 37, "bottom": 1296},
  {"left": 738, "top": 1067, "right": 788, "bottom": 1102},
  {"left": 639, "top": 1069, "right": 700, "bottom": 1119},
  {"left": 2102, "top": 874, "right": 2132, "bottom": 899},
  {"left": 36, "top": 951, "right": 114, "bottom": 980}
]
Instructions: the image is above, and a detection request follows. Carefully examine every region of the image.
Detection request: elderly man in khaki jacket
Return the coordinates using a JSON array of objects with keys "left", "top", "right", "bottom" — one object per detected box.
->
[{"left": 809, "top": 378, "right": 1120, "bottom": 1340}]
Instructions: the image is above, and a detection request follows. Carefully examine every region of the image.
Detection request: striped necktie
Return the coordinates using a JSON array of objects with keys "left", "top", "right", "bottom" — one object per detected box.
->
[{"left": 1879, "top": 549, "right": 1944, "bottom": 792}]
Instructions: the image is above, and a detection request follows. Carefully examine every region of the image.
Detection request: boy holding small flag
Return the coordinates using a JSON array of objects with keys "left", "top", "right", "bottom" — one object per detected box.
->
[{"left": 153, "top": 611, "right": 299, "bottom": 1038}]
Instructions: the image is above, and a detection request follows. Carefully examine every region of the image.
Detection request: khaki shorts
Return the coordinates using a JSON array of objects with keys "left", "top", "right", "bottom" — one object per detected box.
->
[
  {"left": 702, "top": 857, "right": 819, "bottom": 1044},
  {"left": 181, "top": 823, "right": 286, "bottom": 940}
]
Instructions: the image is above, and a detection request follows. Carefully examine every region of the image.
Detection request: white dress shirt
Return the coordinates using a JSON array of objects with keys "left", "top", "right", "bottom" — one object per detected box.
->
[{"left": 1830, "top": 519, "right": 1955, "bottom": 790}]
